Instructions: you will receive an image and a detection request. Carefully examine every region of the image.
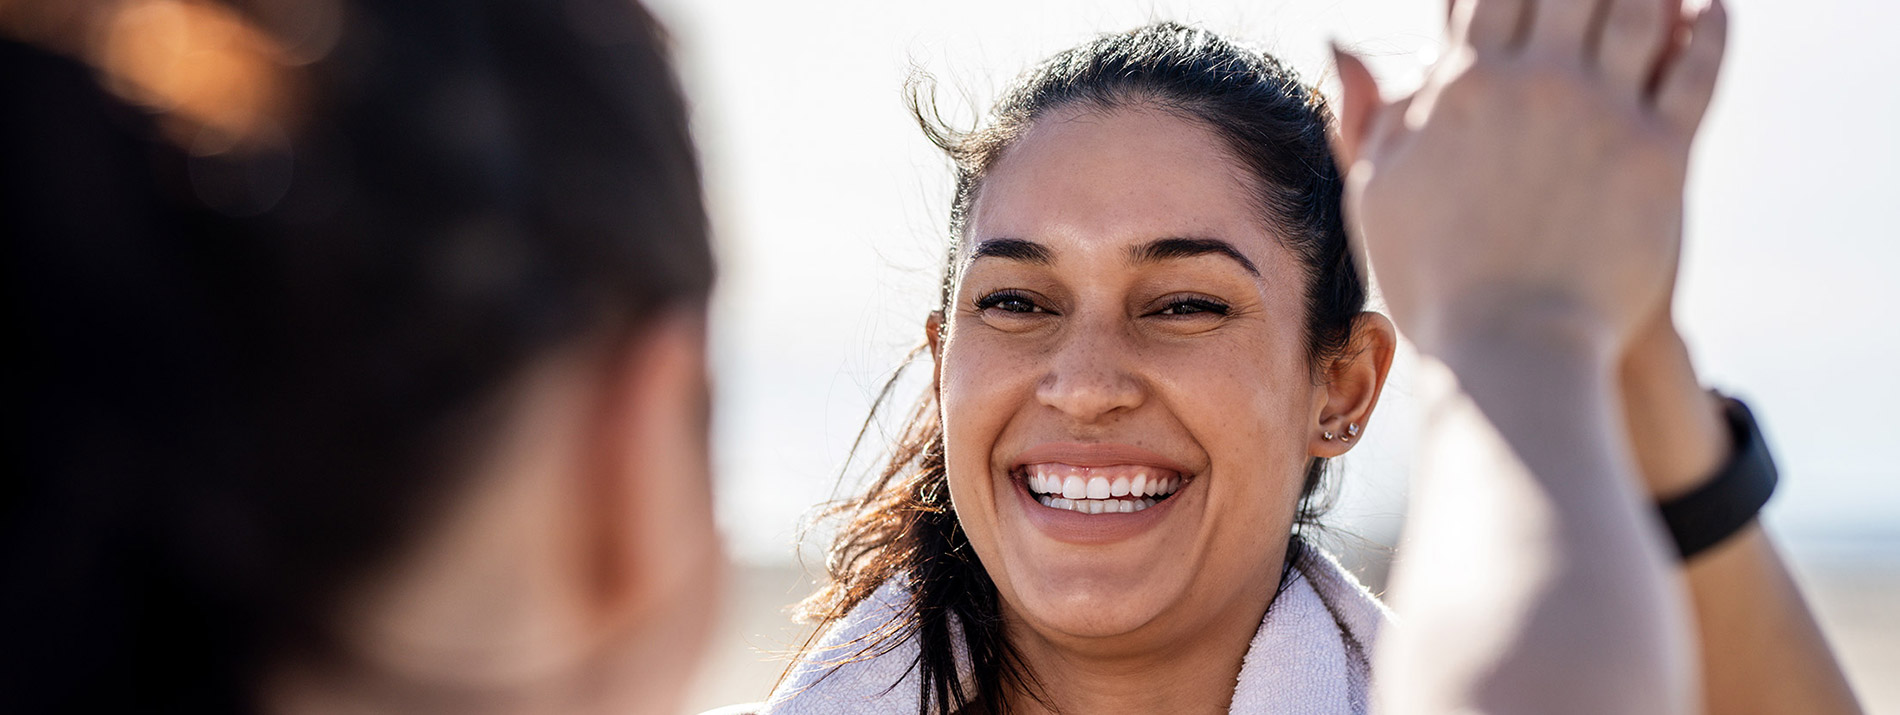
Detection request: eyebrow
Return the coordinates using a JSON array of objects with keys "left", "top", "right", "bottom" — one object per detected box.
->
[
  {"left": 970, "top": 238, "right": 1053, "bottom": 264},
  {"left": 967, "top": 236, "right": 1260, "bottom": 277},
  {"left": 1131, "top": 237, "right": 1259, "bottom": 276}
]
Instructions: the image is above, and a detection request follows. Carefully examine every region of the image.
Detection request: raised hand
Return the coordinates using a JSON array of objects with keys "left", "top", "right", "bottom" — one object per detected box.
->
[
  {"left": 1341, "top": 5, "right": 1862, "bottom": 714},
  {"left": 1342, "top": 3, "right": 1736, "bottom": 712},
  {"left": 1331, "top": 0, "right": 1727, "bottom": 363}
]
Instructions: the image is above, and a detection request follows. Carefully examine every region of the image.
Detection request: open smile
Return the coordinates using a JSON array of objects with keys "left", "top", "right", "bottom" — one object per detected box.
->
[
  {"left": 1004, "top": 442, "right": 1197, "bottom": 542},
  {"left": 1019, "top": 463, "right": 1185, "bottom": 514}
]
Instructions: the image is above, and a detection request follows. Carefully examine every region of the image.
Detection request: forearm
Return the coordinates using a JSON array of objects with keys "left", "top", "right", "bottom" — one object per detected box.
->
[
  {"left": 1686, "top": 526, "right": 1862, "bottom": 714},
  {"left": 1620, "top": 323, "right": 1862, "bottom": 714},
  {"left": 1377, "top": 331, "right": 1694, "bottom": 715}
]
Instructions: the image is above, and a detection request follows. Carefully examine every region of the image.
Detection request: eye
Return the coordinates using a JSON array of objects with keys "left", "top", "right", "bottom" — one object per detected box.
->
[
  {"left": 975, "top": 290, "right": 1052, "bottom": 315},
  {"left": 1152, "top": 297, "right": 1230, "bottom": 317}
]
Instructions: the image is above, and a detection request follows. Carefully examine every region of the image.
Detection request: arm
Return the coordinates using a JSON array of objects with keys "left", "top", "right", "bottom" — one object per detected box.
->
[
  {"left": 1621, "top": 318, "right": 1863, "bottom": 714},
  {"left": 1376, "top": 328, "right": 1694, "bottom": 715},
  {"left": 1328, "top": 0, "right": 1739, "bottom": 709}
]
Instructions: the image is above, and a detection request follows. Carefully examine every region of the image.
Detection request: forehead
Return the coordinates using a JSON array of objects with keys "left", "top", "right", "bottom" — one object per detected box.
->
[{"left": 965, "top": 104, "right": 1279, "bottom": 269}]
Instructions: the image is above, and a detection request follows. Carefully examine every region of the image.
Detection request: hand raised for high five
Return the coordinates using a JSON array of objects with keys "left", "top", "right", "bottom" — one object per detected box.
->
[
  {"left": 1344, "top": 5, "right": 1736, "bottom": 714},
  {"left": 1341, "top": 6, "right": 1859, "bottom": 714},
  {"left": 1331, "top": 0, "right": 1727, "bottom": 363}
]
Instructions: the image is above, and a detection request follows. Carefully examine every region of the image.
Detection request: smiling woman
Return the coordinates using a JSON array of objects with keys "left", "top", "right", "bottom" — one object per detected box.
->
[
  {"left": 743, "top": 4, "right": 1867, "bottom": 713},
  {"left": 765, "top": 23, "right": 1396, "bottom": 715},
  {"left": 934, "top": 99, "right": 1392, "bottom": 668}
]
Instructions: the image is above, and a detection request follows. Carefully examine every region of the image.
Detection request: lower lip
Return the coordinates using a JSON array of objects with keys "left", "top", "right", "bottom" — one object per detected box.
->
[{"left": 1013, "top": 475, "right": 1184, "bottom": 545}]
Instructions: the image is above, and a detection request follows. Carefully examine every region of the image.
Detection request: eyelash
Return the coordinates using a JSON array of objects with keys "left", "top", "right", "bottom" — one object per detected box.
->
[
  {"left": 1154, "top": 297, "right": 1230, "bottom": 317},
  {"left": 974, "top": 290, "right": 1050, "bottom": 314},
  {"left": 974, "top": 292, "right": 1230, "bottom": 318}
]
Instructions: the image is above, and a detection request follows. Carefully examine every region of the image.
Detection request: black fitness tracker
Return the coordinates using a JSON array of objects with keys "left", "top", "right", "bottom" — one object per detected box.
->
[{"left": 1656, "top": 395, "right": 1779, "bottom": 561}]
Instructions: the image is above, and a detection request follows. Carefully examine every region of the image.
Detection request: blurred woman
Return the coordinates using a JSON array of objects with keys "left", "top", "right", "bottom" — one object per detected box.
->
[
  {"left": 765, "top": 2, "right": 1860, "bottom": 713},
  {"left": 2, "top": 0, "right": 720, "bottom": 712}
]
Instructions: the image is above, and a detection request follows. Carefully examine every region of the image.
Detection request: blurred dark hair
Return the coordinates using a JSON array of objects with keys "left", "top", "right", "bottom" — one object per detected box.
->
[
  {"left": 1, "top": 0, "right": 710, "bottom": 710},
  {"left": 793, "top": 22, "right": 1365, "bottom": 714}
]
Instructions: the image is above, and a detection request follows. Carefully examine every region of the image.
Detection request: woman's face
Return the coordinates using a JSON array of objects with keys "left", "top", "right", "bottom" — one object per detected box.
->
[{"left": 934, "top": 105, "right": 1339, "bottom": 652}]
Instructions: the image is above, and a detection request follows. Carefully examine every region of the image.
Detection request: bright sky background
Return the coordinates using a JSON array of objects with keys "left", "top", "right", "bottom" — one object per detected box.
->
[{"left": 639, "top": 0, "right": 1900, "bottom": 565}]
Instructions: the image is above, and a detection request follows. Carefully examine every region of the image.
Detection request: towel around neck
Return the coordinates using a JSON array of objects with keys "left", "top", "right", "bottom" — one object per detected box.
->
[{"left": 763, "top": 545, "right": 1389, "bottom": 714}]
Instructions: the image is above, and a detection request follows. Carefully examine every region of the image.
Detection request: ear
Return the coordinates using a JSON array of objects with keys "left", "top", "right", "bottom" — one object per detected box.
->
[
  {"left": 1311, "top": 312, "right": 1399, "bottom": 458},
  {"left": 926, "top": 310, "right": 946, "bottom": 391},
  {"left": 592, "top": 306, "right": 718, "bottom": 609},
  {"left": 282, "top": 309, "right": 722, "bottom": 712},
  {"left": 579, "top": 306, "right": 723, "bottom": 708}
]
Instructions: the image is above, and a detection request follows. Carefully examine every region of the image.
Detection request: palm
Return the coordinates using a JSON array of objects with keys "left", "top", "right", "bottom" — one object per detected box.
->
[{"left": 1332, "top": 0, "right": 1724, "bottom": 357}]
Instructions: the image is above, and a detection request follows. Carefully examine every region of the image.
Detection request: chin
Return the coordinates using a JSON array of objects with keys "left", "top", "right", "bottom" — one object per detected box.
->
[
  {"left": 974, "top": 463, "right": 1212, "bottom": 640},
  {"left": 1003, "top": 566, "right": 1188, "bottom": 638}
]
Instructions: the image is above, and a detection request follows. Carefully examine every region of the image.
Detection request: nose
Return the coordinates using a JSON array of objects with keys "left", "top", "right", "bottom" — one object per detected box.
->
[{"left": 1035, "top": 321, "right": 1144, "bottom": 423}]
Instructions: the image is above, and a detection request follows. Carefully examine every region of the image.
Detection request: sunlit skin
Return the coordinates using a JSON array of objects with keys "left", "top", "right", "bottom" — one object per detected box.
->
[
  {"left": 265, "top": 313, "right": 723, "bottom": 715},
  {"left": 927, "top": 104, "right": 1394, "bottom": 712},
  {"left": 1337, "top": 0, "right": 1860, "bottom": 710}
]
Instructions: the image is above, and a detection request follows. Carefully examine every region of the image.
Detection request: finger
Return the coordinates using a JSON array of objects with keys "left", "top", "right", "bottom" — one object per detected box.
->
[
  {"left": 1596, "top": 0, "right": 1678, "bottom": 91},
  {"left": 1341, "top": 92, "right": 1414, "bottom": 284},
  {"left": 1330, "top": 42, "right": 1386, "bottom": 170},
  {"left": 1368, "top": 94, "right": 1416, "bottom": 158},
  {"left": 1525, "top": 0, "right": 1600, "bottom": 59},
  {"left": 1653, "top": 0, "right": 1727, "bottom": 130},
  {"left": 1641, "top": 0, "right": 1702, "bottom": 93},
  {"left": 1456, "top": 0, "right": 1530, "bottom": 53},
  {"left": 1644, "top": 1, "right": 1696, "bottom": 94}
]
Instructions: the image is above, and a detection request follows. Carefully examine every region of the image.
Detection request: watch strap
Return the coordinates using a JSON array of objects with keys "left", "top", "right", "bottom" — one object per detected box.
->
[{"left": 1656, "top": 395, "right": 1779, "bottom": 561}]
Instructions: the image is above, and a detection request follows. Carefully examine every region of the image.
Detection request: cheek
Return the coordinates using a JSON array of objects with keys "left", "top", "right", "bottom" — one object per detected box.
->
[
  {"left": 1153, "top": 332, "right": 1315, "bottom": 492},
  {"left": 1167, "top": 343, "right": 1315, "bottom": 582},
  {"left": 938, "top": 319, "right": 1051, "bottom": 448},
  {"left": 936, "top": 334, "right": 1032, "bottom": 535}
]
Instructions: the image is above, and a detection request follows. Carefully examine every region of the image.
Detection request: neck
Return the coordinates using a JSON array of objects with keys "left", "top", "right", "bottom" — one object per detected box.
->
[{"left": 998, "top": 552, "right": 1287, "bottom": 715}]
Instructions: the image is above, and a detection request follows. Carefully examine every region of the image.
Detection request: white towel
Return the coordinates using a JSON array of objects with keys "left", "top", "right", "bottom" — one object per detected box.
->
[{"left": 762, "top": 546, "right": 1388, "bottom": 714}]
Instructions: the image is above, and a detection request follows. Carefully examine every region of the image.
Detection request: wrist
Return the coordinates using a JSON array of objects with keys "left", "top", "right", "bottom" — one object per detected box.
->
[
  {"left": 1657, "top": 396, "right": 1779, "bottom": 560},
  {"left": 1619, "top": 321, "right": 1732, "bottom": 500},
  {"left": 1433, "top": 327, "right": 1628, "bottom": 463},
  {"left": 1410, "top": 290, "right": 1627, "bottom": 370},
  {"left": 1434, "top": 313, "right": 1623, "bottom": 389}
]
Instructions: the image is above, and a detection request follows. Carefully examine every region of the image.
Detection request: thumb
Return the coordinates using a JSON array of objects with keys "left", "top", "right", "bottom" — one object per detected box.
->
[{"left": 1330, "top": 41, "right": 1386, "bottom": 173}]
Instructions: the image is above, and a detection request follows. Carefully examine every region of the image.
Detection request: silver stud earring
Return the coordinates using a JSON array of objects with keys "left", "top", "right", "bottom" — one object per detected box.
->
[
  {"left": 1322, "top": 430, "right": 1336, "bottom": 441},
  {"left": 1341, "top": 423, "right": 1360, "bottom": 443}
]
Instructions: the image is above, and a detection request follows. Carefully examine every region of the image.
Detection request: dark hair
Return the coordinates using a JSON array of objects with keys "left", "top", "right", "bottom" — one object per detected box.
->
[
  {"left": 1, "top": 0, "right": 710, "bottom": 710},
  {"left": 795, "top": 22, "right": 1366, "bottom": 714}
]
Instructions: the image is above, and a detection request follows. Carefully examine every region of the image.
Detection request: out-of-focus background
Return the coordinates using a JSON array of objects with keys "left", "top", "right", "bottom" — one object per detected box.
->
[{"left": 637, "top": 0, "right": 1899, "bottom": 711}]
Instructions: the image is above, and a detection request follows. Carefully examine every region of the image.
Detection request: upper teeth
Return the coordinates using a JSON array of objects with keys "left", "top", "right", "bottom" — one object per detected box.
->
[
  {"left": 1023, "top": 465, "right": 1183, "bottom": 500},
  {"left": 1033, "top": 469, "right": 1178, "bottom": 498}
]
